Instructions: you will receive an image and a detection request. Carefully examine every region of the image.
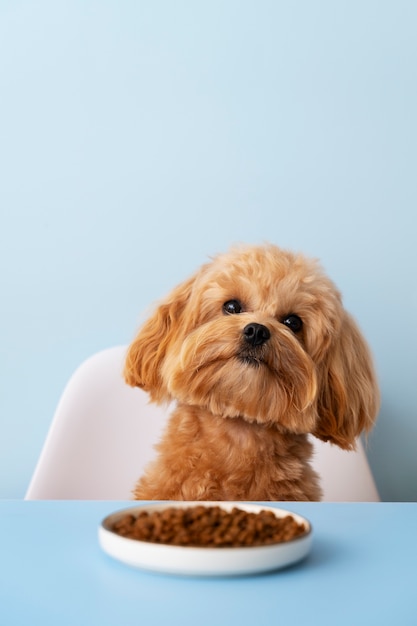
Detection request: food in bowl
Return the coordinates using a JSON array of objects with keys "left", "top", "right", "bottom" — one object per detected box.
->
[{"left": 110, "top": 504, "right": 307, "bottom": 548}]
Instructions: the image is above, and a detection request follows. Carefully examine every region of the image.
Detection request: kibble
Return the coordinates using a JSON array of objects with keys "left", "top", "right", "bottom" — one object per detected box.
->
[{"left": 111, "top": 506, "right": 307, "bottom": 547}]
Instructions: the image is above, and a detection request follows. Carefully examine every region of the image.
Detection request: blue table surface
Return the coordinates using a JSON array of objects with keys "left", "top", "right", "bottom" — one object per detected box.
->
[{"left": 0, "top": 501, "right": 416, "bottom": 626}]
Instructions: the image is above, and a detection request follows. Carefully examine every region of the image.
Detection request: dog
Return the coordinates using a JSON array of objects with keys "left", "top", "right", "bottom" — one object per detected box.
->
[{"left": 124, "top": 244, "right": 379, "bottom": 501}]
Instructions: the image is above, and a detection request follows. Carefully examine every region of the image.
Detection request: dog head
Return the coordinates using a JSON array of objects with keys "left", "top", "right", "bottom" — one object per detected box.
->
[{"left": 125, "top": 244, "right": 379, "bottom": 449}]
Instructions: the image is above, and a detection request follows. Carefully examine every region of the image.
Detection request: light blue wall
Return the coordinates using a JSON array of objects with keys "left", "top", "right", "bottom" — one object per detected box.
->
[{"left": 1, "top": 1, "right": 416, "bottom": 500}]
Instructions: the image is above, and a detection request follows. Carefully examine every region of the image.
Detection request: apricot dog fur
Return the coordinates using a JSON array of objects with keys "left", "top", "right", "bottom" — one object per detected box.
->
[{"left": 125, "top": 244, "right": 379, "bottom": 501}]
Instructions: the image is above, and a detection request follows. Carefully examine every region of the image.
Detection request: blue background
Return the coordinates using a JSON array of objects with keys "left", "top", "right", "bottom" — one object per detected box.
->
[{"left": 1, "top": 0, "right": 416, "bottom": 500}]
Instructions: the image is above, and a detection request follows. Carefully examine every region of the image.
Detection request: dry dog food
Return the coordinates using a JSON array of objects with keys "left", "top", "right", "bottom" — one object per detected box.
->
[{"left": 111, "top": 506, "right": 307, "bottom": 547}]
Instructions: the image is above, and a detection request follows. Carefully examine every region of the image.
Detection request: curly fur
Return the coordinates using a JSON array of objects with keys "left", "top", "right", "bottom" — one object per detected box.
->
[{"left": 125, "top": 244, "right": 379, "bottom": 501}]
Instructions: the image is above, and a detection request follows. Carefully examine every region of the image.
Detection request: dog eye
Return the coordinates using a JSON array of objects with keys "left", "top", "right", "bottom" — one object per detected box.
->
[
  {"left": 282, "top": 314, "right": 303, "bottom": 333},
  {"left": 223, "top": 299, "right": 243, "bottom": 315}
]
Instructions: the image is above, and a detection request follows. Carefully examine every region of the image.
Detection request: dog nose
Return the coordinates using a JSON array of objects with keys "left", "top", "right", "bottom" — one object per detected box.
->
[{"left": 243, "top": 323, "right": 271, "bottom": 347}]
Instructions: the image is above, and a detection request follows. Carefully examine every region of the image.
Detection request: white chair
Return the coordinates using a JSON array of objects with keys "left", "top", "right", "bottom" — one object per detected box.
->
[{"left": 25, "top": 346, "right": 380, "bottom": 501}]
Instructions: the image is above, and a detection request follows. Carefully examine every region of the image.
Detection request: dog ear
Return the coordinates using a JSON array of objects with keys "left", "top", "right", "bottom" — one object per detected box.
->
[
  {"left": 313, "top": 312, "right": 380, "bottom": 450},
  {"left": 124, "top": 274, "right": 196, "bottom": 402}
]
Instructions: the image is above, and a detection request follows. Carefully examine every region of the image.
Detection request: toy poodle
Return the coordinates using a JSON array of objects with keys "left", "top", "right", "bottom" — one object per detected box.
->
[{"left": 124, "top": 244, "right": 379, "bottom": 500}]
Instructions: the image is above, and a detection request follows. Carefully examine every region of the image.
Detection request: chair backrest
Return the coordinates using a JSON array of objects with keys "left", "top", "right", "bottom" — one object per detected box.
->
[{"left": 25, "top": 346, "right": 380, "bottom": 501}]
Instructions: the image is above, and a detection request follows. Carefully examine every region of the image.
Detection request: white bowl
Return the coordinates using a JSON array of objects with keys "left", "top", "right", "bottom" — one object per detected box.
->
[{"left": 99, "top": 501, "right": 313, "bottom": 577}]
